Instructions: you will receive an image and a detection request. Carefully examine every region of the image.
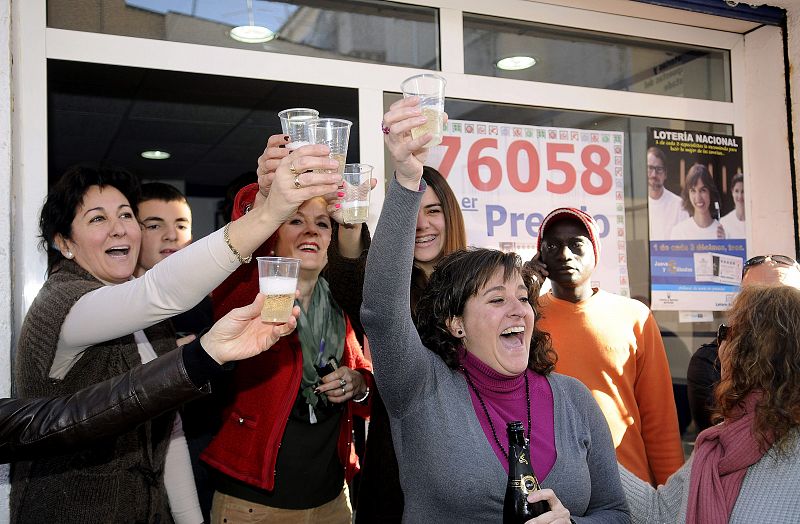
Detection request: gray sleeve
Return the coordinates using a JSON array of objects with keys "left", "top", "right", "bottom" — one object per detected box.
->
[
  {"left": 360, "top": 177, "right": 435, "bottom": 418},
  {"left": 571, "top": 382, "right": 632, "bottom": 523},
  {"left": 619, "top": 458, "right": 691, "bottom": 524}
]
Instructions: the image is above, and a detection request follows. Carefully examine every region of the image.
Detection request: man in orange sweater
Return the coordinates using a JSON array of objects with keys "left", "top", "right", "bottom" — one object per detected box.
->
[{"left": 532, "top": 207, "right": 684, "bottom": 486}]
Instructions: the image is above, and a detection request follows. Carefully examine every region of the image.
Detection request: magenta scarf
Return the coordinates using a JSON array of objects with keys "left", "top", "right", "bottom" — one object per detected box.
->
[{"left": 685, "top": 392, "right": 770, "bottom": 524}]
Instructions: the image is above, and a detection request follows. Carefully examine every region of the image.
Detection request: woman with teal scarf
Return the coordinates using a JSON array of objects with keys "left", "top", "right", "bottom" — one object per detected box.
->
[{"left": 202, "top": 195, "right": 373, "bottom": 524}]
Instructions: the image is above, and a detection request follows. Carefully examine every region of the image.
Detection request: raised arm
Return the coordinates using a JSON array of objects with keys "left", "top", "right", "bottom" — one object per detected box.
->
[
  {"left": 325, "top": 223, "right": 370, "bottom": 340},
  {"left": 361, "top": 177, "right": 431, "bottom": 417},
  {"left": 55, "top": 148, "right": 339, "bottom": 374},
  {"left": 360, "top": 96, "right": 442, "bottom": 417}
]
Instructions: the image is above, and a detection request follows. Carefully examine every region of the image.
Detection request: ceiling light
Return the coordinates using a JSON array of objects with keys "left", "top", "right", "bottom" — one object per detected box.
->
[
  {"left": 141, "top": 150, "right": 171, "bottom": 160},
  {"left": 496, "top": 56, "right": 537, "bottom": 71},
  {"left": 230, "top": 25, "right": 275, "bottom": 44}
]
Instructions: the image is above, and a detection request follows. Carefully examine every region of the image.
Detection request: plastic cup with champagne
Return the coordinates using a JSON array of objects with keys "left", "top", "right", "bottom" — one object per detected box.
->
[
  {"left": 306, "top": 118, "right": 352, "bottom": 176},
  {"left": 257, "top": 257, "right": 300, "bottom": 323},
  {"left": 400, "top": 73, "right": 446, "bottom": 148},
  {"left": 340, "top": 163, "right": 373, "bottom": 225}
]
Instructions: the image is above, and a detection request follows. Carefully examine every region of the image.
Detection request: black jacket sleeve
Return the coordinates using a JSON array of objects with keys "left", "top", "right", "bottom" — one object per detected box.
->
[{"left": 0, "top": 340, "right": 212, "bottom": 464}]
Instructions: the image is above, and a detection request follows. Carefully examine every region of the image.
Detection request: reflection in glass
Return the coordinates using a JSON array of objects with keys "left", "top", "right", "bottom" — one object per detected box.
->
[
  {"left": 463, "top": 13, "right": 731, "bottom": 102},
  {"left": 47, "top": 0, "right": 440, "bottom": 69}
]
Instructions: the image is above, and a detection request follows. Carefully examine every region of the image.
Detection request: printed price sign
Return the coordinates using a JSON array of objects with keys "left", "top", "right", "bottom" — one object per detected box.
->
[{"left": 426, "top": 120, "right": 629, "bottom": 296}]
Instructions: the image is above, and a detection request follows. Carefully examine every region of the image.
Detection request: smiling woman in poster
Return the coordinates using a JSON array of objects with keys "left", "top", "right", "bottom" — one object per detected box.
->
[
  {"left": 720, "top": 173, "right": 745, "bottom": 239},
  {"left": 669, "top": 164, "right": 726, "bottom": 241}
]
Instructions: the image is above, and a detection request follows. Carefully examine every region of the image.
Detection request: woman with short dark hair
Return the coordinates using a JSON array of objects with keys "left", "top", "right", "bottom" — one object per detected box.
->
[
  {"left": 360, "top": 95, "right": 629, "bottom": 522},
  {"left": 13, "top": 149, "right": 340, "bottom": 524}
]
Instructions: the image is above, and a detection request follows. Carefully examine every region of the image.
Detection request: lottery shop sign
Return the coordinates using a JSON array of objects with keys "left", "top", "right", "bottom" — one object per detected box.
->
[{"left": 426, "top": 120, "right": 629, "bottom": 296}]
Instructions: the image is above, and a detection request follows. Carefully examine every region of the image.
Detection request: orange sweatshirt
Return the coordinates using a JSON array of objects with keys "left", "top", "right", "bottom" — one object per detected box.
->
[{"left": 537, "top": 289, "right": 684, "bottom": 485}]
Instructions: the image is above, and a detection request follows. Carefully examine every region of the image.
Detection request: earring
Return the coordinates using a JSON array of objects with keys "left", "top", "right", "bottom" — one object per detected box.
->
[
  {"left": 65, "top": 251, "right": 74, "bottom": 260},
  {"left": 457, "top": 329, "right": 463, "bottom": 336}
]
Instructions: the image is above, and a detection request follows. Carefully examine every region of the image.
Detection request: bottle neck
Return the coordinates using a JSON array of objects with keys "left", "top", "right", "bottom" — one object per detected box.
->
[{"left": 507, "top": 428, "right": 526, "bottom": 448}]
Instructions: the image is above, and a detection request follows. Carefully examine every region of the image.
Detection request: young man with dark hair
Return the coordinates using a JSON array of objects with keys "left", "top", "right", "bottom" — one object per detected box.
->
[
  {"left": 135, "top": 182, "right": 216, "bottom": 521},
  {"left": 136, "top": 182, "right": 193, "bottom": 278}
]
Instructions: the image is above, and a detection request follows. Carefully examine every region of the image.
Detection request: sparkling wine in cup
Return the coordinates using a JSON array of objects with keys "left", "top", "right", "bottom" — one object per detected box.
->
[
  {"left": 400, "top": 73, "right": 446, "bottom": 147},
  {"left": 340, "top": 164, "right": 373, "bottom": 225},
  {"left": 306, "top": 118, "right": 352, "bottom": 176},
  {"left": 257, "top": 257, "right": 300, "bottom": 323}
]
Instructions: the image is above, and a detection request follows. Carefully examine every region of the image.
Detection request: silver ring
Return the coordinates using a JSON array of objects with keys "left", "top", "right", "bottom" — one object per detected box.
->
[
  {"left": 293, "top": 174, "right": 301, "bottom": 189},
  {"left": 342, "top": 386, "right": 346, "bottom": 395},
  {"left": 339, "top": 378, "right": 347, "bottom": 387}
]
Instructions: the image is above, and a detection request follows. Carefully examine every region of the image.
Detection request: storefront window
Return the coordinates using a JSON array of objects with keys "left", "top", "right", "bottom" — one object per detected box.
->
[
  {"left": 384, "top": 93, "right": 733, "bottom": 381},
  {"left": 463, "top": 13, "right": 731, "bottom": 102},
  {"left": 47, "top": 0, "right": 440, "bottom": 69}
]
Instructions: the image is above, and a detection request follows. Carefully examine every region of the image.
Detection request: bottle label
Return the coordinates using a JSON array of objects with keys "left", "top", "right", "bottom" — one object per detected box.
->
[{"left": 509, "top": 474, "right": 540, "bottom": 494}]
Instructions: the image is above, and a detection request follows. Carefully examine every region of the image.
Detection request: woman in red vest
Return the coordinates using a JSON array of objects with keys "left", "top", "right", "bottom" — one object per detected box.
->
[{"left": 202, "top": 145, "right": 373, "bottom": 523}]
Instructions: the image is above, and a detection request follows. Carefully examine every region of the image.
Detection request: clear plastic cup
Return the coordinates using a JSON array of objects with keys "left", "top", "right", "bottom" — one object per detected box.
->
[
  {"left": 257, "top": 256, "right": 300, "bottom": 323},
  {"left": 306, "top": 118, "right": 352, "bottom": 176},
  {"left": 400, "top": 73, "right": 446, "bottom": 147},
  {"left": 278, "top": 108, "right": 319, "bottom": 151},
  {"left": 340, "top": 164, "right": 373, "bottom": 225}
]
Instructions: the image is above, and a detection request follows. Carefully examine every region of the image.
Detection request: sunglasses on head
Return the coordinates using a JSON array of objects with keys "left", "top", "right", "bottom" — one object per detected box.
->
[
  {"left": 742, "top": 254, "right": 799, "bottom": 277},
  {"left": 716, "top": 324, "right": 730, "bottom": 347}
]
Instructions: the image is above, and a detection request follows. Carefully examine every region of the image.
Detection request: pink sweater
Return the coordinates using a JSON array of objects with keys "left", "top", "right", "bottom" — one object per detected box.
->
[{"left": 461, "top": 350, "right": 556, "bottom": 479}]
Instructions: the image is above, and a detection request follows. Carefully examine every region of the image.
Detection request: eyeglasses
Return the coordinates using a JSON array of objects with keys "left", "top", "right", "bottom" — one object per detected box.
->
[
  {"left": 647, "top": 165, "right": 665, "bottom": 175},
  {"left": 741, "top": 254, "right": 800, "bottom": 277},
  {"left": 717, "top": 324, "right": 729, "bottom": 347}
]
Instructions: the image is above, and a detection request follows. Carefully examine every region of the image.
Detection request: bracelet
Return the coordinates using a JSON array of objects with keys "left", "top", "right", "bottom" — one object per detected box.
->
[
  {"left": 353, "top": 386, "right": 370, "bottom": 403},
  {"left": 223, "top": 222, "right": 252, "bottom": 264}
]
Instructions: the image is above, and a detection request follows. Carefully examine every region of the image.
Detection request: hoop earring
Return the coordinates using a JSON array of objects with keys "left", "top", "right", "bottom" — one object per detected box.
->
[{"left": 457, "top": 329, "right": 463, "bottom": 336}]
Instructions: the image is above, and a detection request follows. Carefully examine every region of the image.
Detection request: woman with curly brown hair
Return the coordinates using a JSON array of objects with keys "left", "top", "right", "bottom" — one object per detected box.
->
[
  {"left": 359, "top": 96, "right": 630, "bottom": 522},
  {"left": 621, "top": 284, "right": 800, "bottom": 523}
]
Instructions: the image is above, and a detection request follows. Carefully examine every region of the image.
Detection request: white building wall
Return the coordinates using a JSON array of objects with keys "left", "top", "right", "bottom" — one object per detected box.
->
[
  {"left": 0, "top": 0, "right": 12, "bottom": 519},
  {"left": 743, "top": 23, "right": 795, "bottom": 256},
  {"left": 756, "top": 0, "right": 800, "bottom": 256}
]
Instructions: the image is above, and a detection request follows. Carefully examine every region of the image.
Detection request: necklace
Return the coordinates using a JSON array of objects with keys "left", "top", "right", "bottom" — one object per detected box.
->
[{"left": 461, "top": 366, "right": 531, "bottom": 459}]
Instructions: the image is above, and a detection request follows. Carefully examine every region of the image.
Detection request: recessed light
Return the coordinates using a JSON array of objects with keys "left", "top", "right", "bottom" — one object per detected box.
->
[
  {"left": 230, "top": 25, "right": 276, "bottom": 44},
  {"left": 496, "top": 56, "right": 537, "bottom": 71},
  {"left": 141, "top": 150, "right": 171, "bottom": 160}
]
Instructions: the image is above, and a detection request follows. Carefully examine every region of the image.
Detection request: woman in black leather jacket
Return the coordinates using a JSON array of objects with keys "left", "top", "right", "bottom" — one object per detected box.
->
[{"left": 0, "top": 294, "right": 297, "bottom": 464}]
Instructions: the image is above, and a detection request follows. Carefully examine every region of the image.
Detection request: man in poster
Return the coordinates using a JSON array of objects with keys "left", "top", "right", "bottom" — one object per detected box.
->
[{"left": 647, "top": 146, "right": 688, "bottom": 240}]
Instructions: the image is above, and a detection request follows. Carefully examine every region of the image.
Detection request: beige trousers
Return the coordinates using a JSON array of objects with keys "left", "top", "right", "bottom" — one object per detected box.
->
[{"left": 210, "top": 483, "right": 352, "bottom": 524}]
